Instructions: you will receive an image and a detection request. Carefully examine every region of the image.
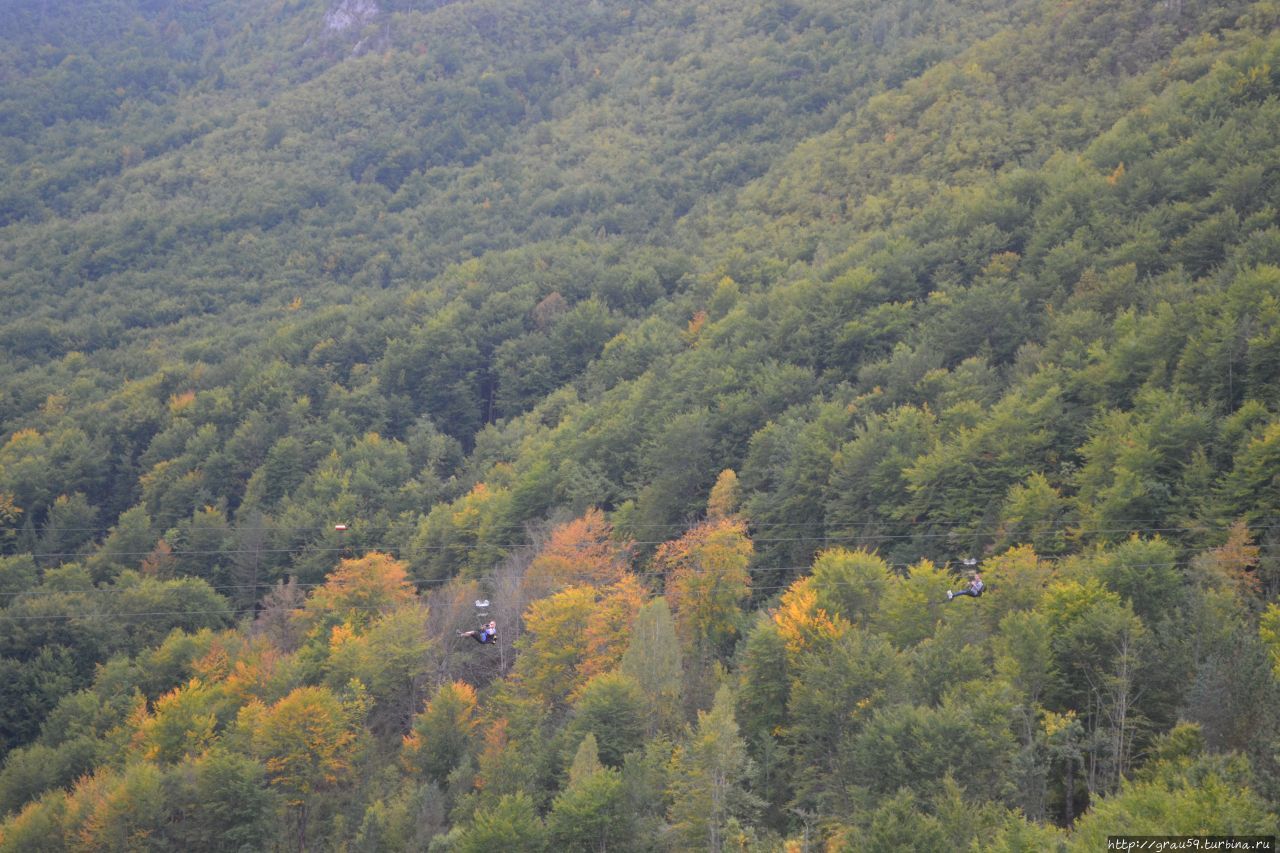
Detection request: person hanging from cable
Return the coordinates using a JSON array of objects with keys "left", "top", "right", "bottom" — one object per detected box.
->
[
  {"left": 458, "top": 619, "right": 498, "bottom": 644},
  {"left": 946, "top": 571, "right": 984, "bottom": 602}
]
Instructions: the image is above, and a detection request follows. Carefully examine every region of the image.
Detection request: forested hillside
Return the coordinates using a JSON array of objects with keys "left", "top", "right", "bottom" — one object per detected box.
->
[{"left": 2, "top": 0, "right": 1280, "bottom": 848}]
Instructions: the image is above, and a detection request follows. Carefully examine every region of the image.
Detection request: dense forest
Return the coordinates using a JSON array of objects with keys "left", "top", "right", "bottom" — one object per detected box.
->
[{"left": 2, "top": 0, "right": 1280, "bottom": 848}]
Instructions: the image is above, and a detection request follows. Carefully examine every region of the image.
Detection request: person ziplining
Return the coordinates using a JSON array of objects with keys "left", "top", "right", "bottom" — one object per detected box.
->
[
  {"left": 458, "top": 619, "right": 498, "bottom": 644},
  {"left": 946, "top": 571, "right": 984, "bottom": 602},
  {"left": 458, "top": 600, "right": 497, "bottom": 644},
  {"left": 944, "top": 558, "right": 984, "bottom": 602}
]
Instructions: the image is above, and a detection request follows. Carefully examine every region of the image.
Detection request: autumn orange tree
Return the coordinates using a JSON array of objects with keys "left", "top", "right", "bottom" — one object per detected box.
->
[
  {"left": 522, "top": 508, "right": 633, "bottom": 601},
  {"left": 576, "top": 574, "right": 646, "bottom": 685},
  {"left": 298, "top": 551, "right": 417, "bottom": 636},
  {"left": 510, "top": 576, "right": 646, "bottom": 712},
  {"left": 655, "top": 517, "right": 753, "bottom": 656}
]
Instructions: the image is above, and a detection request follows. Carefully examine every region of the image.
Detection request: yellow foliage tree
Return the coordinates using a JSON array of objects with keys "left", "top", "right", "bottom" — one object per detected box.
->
[
  {"left": 513, "top": 577, "right": 647, "bottom": 709},
  {"left": 656, "top": 518, "right": 753, "bottom": 654},
  {"left": 773, "top": 576, "right": 846, "bottom": 655},
  {"left": 132, "top": 678, "right": 221, "bottom": 764},
  {"left": 706, "top": 469, "right": 741, "bottom": 521},
  {"left": 513, "top": 586, "right": 597, "bottom": 710},
  {"left": 241, "top": 685, "right": 358, "bottom": 849},
  {"left": 578, "top": 574, "right": 647, "bottom": 685},
  {"left": 300, "top": 551, "right": 416, "bottom": 633}
]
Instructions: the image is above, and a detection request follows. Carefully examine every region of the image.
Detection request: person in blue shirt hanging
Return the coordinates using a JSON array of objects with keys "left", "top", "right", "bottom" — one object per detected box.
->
[
  {"left": 947, "top": 572, "right": 984, "bottom": 602},
  {"left": 459, "top": 620, "right": 497, "bottom": 644}
]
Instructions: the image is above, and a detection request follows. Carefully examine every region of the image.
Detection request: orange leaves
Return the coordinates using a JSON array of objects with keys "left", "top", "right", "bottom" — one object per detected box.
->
[
  {"left": 509, "top": 509, "right": 643, "bottom": 706},
  {"left": 683, "top": 309, "right": 708, "bottom": 345},
  {"left": 524, "top": 508, "right": 632, "bottom": 600},
  {"left": 140, "top": 539, "right": 176, "bottom": 578},
  {"left": 513, "top": 577, "right": 647, "bottom": 709},
  {"left": 1193, "top": 519, "right": 1261, "bottom": 595},
  {"left": 578, "top": 574, "right": 646, "bottom": 684},
  {"left": 167, "top": 390, "right": 196, "bottom": 414},
  {"left": 224, "top": 640, "right": 289, "bottom": 705},
  {"left": 474, "top": 716, "right": 509, "bottom": 792},
  {"left": 656, "top": 517, "right": 753, "bottom": 652}
]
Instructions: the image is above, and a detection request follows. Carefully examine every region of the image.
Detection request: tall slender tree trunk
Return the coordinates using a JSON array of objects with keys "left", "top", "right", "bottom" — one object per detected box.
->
[
  {"left": 1064, "top": 756, "right": 1075, "bottom": 827},
  {"left": 297, "top": 803, "right": 308, "bottom": 853}
]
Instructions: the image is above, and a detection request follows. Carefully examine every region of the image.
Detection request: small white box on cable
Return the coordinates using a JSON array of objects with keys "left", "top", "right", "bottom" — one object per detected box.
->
[{"left": 333, "top": 523, "right": 348, "bottom": 532}]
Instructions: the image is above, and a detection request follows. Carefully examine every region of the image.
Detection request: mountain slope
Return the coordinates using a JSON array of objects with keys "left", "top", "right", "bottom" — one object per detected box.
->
[{"left": 1, "top": 0, "right": 1280, "bottom": 847}]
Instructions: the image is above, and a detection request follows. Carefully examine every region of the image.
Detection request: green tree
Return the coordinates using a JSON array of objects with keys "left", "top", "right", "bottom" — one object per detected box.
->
[
  {"left": 1073, "top": 390, "right": 1212, "bottom": 538},
  {"left": 849, "top": 788, "right": 950, "bottom": 853},
  {"left": 35, "top": 493, "right": 97, "bottom": 568},
  {"left": 0, "top": 645, "right": 77, "bottom": 754},
  {"left": 809, "top": 547, "right": 889, "bottom": 628},
  {"left": 903, "top": 377, "right": 1067, "bottom": 558},
  {"left": 1067, "top": 753, "right": 1277, "bottom": 849},
  {"left": 735, "top": 613, "right": 791, "bottom": 749},
  {"left": 166, "top": 748, "right": 279, "bottom": 853},
  {"left": 1041, "top": 579, "right": 1148, "bottom": 796},
  {"left": 1263, "top": 603, "right": 1280, "bottom": 678},
  {"left": 873, "top": 559, "right": 952, "bottom": 648},
  {"left": 785, "top": 625, "right": 905, "bottom": 812},
  {"left": 994, "top": 472, "right": 1071, "bottom": 557},
  {"left": 846, "top": 689, "right": 1017, "bottom": 805},
  {"left": 455, "top": 792, "right": 545, "bottom": 853},
  {"left": 84, "top": 506, "right": 154, "bottom": 583},
  {"left": 1091, "top": 536, "right": 1184, "bottom": 623},
  {"left": 666, "top": 685, "right": 761, "bottom": 853},
  {"left": 618, "top": 597, "right": 684, "bottom": 736},
  {"left": 402, "top": 680, "right": 479, "bottom": 786},
  {"left": 546, "top": 735, "right": 633, "bottom": 853},
  {"left": 826, "top": 405, "right": 939, "bottom": 560},
  {"left": 1220, "top": 419, "right": 1280, "bottom": 529},
  {"left": 565, "top": 672, "right": 647, "bottom": 769},
  {"left": 0, "top": 554, "right": 36, "bottom": 597},
  {"left": 995, "top": 609, "right": 1059, "bottom": 820},
  {"left": 324, "top": 604, "right": 433, "bottom": 737}
]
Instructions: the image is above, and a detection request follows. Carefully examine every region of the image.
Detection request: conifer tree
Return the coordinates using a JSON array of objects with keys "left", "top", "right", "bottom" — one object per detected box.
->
[
  {"left": 666, "top": 685, "right": 761, "bottom": 852},
  {"left": 619, "top": 597, "right": 684, "bottom": 736}
]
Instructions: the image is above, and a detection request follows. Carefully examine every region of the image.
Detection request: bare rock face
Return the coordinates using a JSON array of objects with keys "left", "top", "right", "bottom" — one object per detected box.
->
[{"left": 324, "top": 0, "right": 380, "bottom": 33}]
